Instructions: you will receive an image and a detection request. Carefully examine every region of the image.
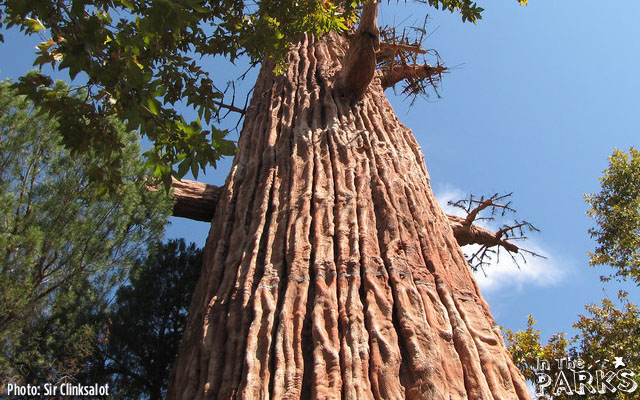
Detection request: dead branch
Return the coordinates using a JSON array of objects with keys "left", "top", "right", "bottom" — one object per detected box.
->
[
  {"left": 376, "top": 21, "right": 446, "bottom": 101},
  {"left": 447, "top": 192, "right": 544, "bottom": 271},
  {"left": 464, "top": 194, "right": 513, "bottom": 225},
  {"left": 448, "top": 193, "right": 515, "bottom": 225},
  {"left": 376, "top": 42, "right": 426, "bottom": 62},
  {"left": 447, "top": 214, "right": 519, "bottom": 253},
  {"left": 338, "top": 0, "right": 379, "bottom": 100},
  {"left": 155, "top": 178, "right": 220, "bottom": 222},
  {"left": 380, "top": 63, "right": 446, "bottom": 90},
  {"left": 212, "top": 99, "right": 245, "bottom": 115}
]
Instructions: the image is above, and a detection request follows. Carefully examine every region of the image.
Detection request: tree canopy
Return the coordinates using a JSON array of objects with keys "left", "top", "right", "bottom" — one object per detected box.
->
[
  {"left": 505, "top": 148, "right": 640, "bottom": 398},
  {"left": 89, "top": 239, "right": 202, "bottom": 400},
  {"left": 0, "top": 79, "right": 172, "bottom": 387},
  {"left": 586, "top": 148, "right": 640, "bottom": 284},
  {"left": 0, "top": 0, "right": 526, "bottom": 190},
  {"left": 506, "top": 294, "right": 640, "bottom": 399}
]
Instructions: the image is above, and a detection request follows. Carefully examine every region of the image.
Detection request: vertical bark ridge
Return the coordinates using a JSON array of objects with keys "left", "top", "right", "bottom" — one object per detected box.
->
[
  {"left": 169, "top": 54, "right": 281, "bottom": 399},
  {"left": 237, "top": 167, "right": 278, "bottom": 398},
  {"left": 364, "top": 121, "right": 449, "bottom": 399},
  {"left": 309, "top": 127, "right": 341, "bottom": 398},
  {"left": 300, "top": 35, "right": 324, "bottom": 400},
  {"left": 203, "top": 77, "right": 279, "bottom": 398},
  {"left": 397, "top": 173, "right": 468, "bottom": 398},
  {"left": 362, "top": 94, "right": 468, "bottom": 397},
  {"left": 168, "top": 32, "right": 530, "bottom": 400},
  {"left": 268, "top": 37, "right": 307, "bottom": 400},
  {"left": 353, "top": 134, "right": 405, "bottom": 400},
  {"left": 216, "top": 64, "right": 297, "bottom": 398},
  {"left": 327, "top": 122, "right": 373, "bottom": 399},
  {"left": 364, "top": 84, "right": 530, "bottom": 399},
  {"left": 307, "top": 40, "right": 343, "bottom": 399},
  {"left": 237, "top": 65, "right": 298, "bottom": 398},
  {"left": 357, "top": 94, "right": 454, "bottom": 398},
  {"left": 272, "top": 40, "right": 315, "bottom": 400}
]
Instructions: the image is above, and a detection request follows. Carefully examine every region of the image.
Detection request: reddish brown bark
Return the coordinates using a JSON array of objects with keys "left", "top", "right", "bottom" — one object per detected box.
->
[
  {"left": 170, "top": 178, "right": 220, "bottom": 222},
  {"left": 338, "top": 1, "right": 379, "bottom": 100},
  {"left": 166, "top": 179, "right": 520, "bottom": 252},
  {"left": 168, "top": 32, "right": 530, "bottom": 400},
  {"left": 380, "top": 63, "right": 447, "bottom": 91},
  {"left": 447, "top": 215, "right": 520, "bottom": 253}
]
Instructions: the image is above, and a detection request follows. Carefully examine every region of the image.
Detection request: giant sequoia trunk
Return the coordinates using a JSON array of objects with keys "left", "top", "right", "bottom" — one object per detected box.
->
[{"left": 168, "top": 31, "right": 530, "bottom": 399}]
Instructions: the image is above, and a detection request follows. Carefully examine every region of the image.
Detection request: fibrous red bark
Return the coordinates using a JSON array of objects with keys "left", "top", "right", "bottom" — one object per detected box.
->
[
  {"left": 447, "top": 215, "right": 520, "bottom": 253},
  {"left": 338, "top": 1, "right": 379, "bottom": 100},
  {"left": 170, "top": 178, "right": 221, "bottom": 222},
  {"left": 168, "top": 32, "right": 529, "bottom": 399},
  {"left": 380, "top": 63, "right": 447, "bottom": 91},
  {"left": 166, "top": 178, "right": 520, "bottom": 253}
]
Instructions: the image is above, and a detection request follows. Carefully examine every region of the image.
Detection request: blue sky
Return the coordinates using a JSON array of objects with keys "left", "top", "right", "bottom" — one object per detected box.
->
[
  {"left": 1, "top": 0, "right": 638, "bottom": 358},
  {"left": 380, "top": 0, "right": 640, "bottom": 342}
]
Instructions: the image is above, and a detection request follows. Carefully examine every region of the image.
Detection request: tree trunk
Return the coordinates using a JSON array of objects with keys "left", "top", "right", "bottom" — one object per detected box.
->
[{"left": 168, "top": 33, "right": 530, "bottom": 400}]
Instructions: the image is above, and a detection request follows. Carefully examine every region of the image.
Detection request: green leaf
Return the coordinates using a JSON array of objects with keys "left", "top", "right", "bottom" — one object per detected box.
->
[
  {"left": 177, "top": 157, "right": 191, "bottom": 178},
  {"left": 23, "top": 18, "right": 45, "bottom": 33},
  {"left": 190, "top": 158, "right": 199, "bottom": 179},
  {"left": 119, "top": 0, "right": 135, "bottom": 10},
  {"left": 146, "top": 98, "right": 160, "bottom": 115}
]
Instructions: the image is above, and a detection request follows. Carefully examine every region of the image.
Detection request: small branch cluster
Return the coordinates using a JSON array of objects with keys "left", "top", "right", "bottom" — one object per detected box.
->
[
  {"left": 210, "top": 66, "right": 258, "bottom": 129},
  {"left": 448, "top": 193, "right": 545, "bottom": 273},
  {"left": 449, "top": 192, "right": 516, "bottom": 225},
  {"left": 376, "top": 21, "right": 447, "bottom": 103}
]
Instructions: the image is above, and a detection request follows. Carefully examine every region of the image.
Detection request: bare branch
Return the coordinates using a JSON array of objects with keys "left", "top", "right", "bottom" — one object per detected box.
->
[
  {"left": 380, "top": 63, "right": 446, "bottom": 90},
  {"left": 448, "top": 192, "right": 515, "bottom": 225},
  {"left": 446, "top": 192, "right": 544, "bottom": 271},
  {"left": 212, "top": 99, "right": 245, "bottom": 115},
  {"left": 376, "top": 42, "right": 426, "bottom": 62},
  {"left": 147, "top": 178, "right": 220, "bottom": 222},
  {"left": 447, "top": 214, "right": 520, "bottom": 253}
]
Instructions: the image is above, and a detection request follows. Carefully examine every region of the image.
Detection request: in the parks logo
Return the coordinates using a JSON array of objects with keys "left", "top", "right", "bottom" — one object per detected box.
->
[{"left": 535, "top": 357, "right": 638, "bottom": 398}]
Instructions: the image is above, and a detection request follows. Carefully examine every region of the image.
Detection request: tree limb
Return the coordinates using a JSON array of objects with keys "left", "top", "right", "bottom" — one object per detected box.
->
[
  {"left": 447, "top": 214, "right": 519, "bottom": 253},
  {"left": 338, "top": 0, "right": 379, "bottom": 100},
  {"left": 376, "top": 42, "right": 426, "bottom": 63},
  {"left": 464, "top": 196, "right": 511, "bottom": 226},
  {"left": 167, "top": 178, "right": 220, "bottom": 222},
  {"left": 212, "top": 99, "right": 245, "bottom": 115},
  {"left": 380, "top": 63, "right": 446, "bottom": 90}
]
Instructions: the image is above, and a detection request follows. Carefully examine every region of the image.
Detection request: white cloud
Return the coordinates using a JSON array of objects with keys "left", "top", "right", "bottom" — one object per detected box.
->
[
  {"left": 435, "top": 185, "right": 567, "bottom": 293},
  {"left": 436, "top": 186, "right": 469, "bottom": 218},
  {"left": 467, "top": 241, "right": 565, "bottom": 292}
]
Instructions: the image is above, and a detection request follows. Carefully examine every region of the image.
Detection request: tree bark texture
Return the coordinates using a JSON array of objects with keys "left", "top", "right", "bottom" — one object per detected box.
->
[
  {"left": 171, "top": 178, "right": 221, "bottom": 222},
  {"left": 337, "top": 1, "right": 379, "bottom": 100},
  {"left": 166, "top": 179, "right": 520, "bottom": 252},
  {"left": 168, "top": 33, "right": 530, "bottom": 400}
]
